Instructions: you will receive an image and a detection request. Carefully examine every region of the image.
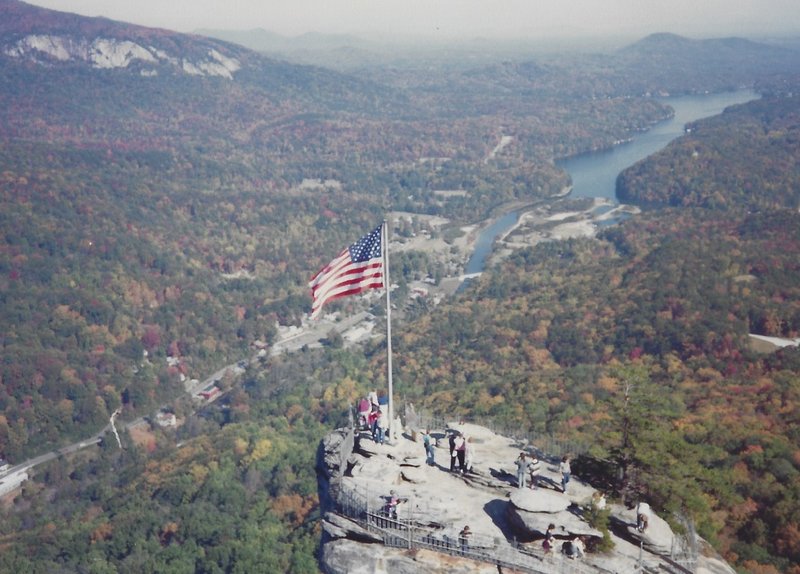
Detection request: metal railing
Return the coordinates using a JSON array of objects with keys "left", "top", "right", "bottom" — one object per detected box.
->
[
  {"left": 403, "top": 404, "right": 589, "bottom": 462},
  {"left": 333, "top": 478, "right": 606, "bottom": 574},
  {"left": 337, "top": 405, "right": 700, "bottom": 574},
  {"left": 666, "top": 515, "right": 698, "bottom": 573},
  {"left": 401, "top": 403, "right": 699, "bottom": 570}
]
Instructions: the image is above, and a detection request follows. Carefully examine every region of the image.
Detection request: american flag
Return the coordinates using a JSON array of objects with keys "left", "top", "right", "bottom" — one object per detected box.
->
[{"left": 309, "top": 224, "right": 385, "bottom": 319}]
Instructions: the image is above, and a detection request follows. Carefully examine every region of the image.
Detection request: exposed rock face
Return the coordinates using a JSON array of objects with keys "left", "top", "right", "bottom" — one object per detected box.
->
[
  {"left": 321, "top": 539, "right": 498, "bottom": 574},
  {"left": 506, "top": 491, "right": 603, "bottom": 539},
  {"left": 317, "top": 429, "right": 355, "bottom": 512},
  {"left": 616, "top": 506, "right": 675, "bottom": 556},
  {"left": 322, "top": 512, "right": 384, "bottom": 544},
  {"left": 4, "top": 34, "right": 242, "bottom": 78},
  {"left": 319, "top": 428, "right": 353, "bottom": 481},
  {"left": 506, "top": 489, "right": 602, "bottom": 541},
  {"left": 510, "top": 488, "right": 571, "bottom": 514},
  {"left": 317, "top": 422, "right": 737, "bottom": 574}
]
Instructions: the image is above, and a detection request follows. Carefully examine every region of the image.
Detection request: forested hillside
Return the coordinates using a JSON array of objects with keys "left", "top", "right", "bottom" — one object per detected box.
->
[
  {"left": 1, "top": 1, "right": 800, "bottom": 572},
  {"left": 391, "top": 90, "right": 800, "bottom": 573},
  {"left": 618, "top": 92, "right": 800, "bottom": 209},
  {"left": 0, "top": 348, "right": 361, "bottom": 573},
  {"left": 0, "top": 0, "right": 680, "bottom": 458}
]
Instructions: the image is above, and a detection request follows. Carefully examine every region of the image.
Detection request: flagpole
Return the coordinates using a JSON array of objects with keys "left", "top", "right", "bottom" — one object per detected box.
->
[{"left": 383, "top": 220, "right": 394, "bottom": 443}]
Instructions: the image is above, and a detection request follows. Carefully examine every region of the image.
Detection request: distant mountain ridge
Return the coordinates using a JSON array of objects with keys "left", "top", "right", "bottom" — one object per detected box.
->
[
  {"left": 618, "top": 31, "right": 791, "bottom": 55},
  {"left": 194, "top": 27, "right": 372, "bottom": 55},
  {"left": 459, "top": 32, "right": 800, "bottom": 99},
  {"left": 0, "top": 0, "right": 405, "bottom": 120},
  {"left": 613, "top": 32, "right": 800, "bottom": 94}
]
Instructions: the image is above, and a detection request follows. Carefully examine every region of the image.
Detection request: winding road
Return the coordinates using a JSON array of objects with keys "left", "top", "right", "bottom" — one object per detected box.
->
[{"left": 0, "top": 310, "right": 371, "bottom": 485}]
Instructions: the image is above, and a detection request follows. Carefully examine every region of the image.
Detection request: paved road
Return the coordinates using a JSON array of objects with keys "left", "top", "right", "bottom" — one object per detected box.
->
[
  {"left": 1, "top": 312, "right": 369, "bottom": 482},
  {"left": 1, "top": 427, "right": 106, "bottom": 479},
  {"left": 272, "top": 311, "right": 370, "bottom": 355}
]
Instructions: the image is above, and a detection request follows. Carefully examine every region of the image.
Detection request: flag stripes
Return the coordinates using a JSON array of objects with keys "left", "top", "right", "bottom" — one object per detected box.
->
[{"left": 309, "top": 224, "right": 384, "bottom": 318}]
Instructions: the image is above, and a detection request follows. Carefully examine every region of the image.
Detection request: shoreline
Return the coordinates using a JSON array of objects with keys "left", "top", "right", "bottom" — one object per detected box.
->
[{"left": 396, "top": 189, "right": 636, "bottom": 299}]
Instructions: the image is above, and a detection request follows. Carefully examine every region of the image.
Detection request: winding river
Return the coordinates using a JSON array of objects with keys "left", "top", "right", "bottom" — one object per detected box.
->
[{"left": 464, "top": 89, "right": 759, "bottom": 275}]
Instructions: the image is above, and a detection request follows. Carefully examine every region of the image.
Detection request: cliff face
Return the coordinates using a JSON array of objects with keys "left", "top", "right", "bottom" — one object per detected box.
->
[{"left": 317, "top": 422, "right": 736, "bottom": 574}]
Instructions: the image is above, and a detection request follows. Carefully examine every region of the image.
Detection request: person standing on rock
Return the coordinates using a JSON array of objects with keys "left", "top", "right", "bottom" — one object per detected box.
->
[
  {"left": 357, "top": 396, "right": 370, "bottom": 429},
  {"left": 448, "top": 431, "right": 457, "bottom": 472},
  {"left": 458, "top": 525, "right": 471, "bottom": 554},
  {"left": 368, "top": 406, "right": 380, "bottom": 442},
  {"left": 378, "top": 409, "right": 389, "bottom": 445},
  {"left": 373, "top": 409, "right": 386, "bottom": 444},
  {"left": 560, "top": 455, "right": 571, "bottom": 493},
  {"left": 636, "top": 501, "right": 651, "bottom": 532},
  {"left": 515, "top": 452, "right": 528, "bottom": 488},
  {"left": 463, "top": 435, "right": 473, "bottom": 473},
  {"left": 422, "top": 429, "right": 435, "bottom": 466},
  {"left": 455, "top": 433, "right": 467, "bottom": 473},
  {"left": 368, "top": 390, "right": 379, "bottom": 409},
  {"left": 528, "top": 455, "right": 542, "bottom": 489}
]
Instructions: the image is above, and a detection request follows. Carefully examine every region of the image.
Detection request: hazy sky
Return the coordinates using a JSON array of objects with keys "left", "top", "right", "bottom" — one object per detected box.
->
[{"left": 28, "top": 0, "right": 800, "bottom": 40}]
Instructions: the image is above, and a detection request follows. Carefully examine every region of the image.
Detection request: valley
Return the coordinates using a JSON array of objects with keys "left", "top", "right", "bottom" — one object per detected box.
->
[{"left": 0, "top": 1, "right": 799, "bottom": 572}]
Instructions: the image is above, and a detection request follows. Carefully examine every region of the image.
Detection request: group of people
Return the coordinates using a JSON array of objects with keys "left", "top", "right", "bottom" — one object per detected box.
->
[
  {"left": 542, "top": 523, "right": 585, "bottom": 560},
  {"left": 357, "top": 390, "right": 389, "bottom": 445},
  {"left": 448, "top": 430, "right": 472, "bottom": 473},
  {"left": 416, "top": 428, "right": 475, "bottom": 473},
  {"left": 365, "top": 411, "right": 661, "bottom": 565},
  {"left": 404, "top": 428, "right": 650, "bottom": 564},
  {"left": 514, "top": 452, "right": 543, "bottom": 489},
  {"left": 513, "top": 452, "right": 573, "bottom": 493}
]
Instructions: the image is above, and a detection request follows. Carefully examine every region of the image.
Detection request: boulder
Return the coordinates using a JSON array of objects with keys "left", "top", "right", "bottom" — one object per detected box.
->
[
  {"left": 463, "top": 472, "right": 506, "bottom": 491},
  {"left": 359, "top": 439, "right": 384, "bottom": 456},
  {"left": 321, "top": 539, "right": 413, "bottom": 574},
  {"left": 626, "top": 512, "right": 674, "bottom": 556},
  {"left": 509, "top": 488, "right": 570, "bottom": 513},
  {"left": 322, "top": 520, "right": 349, "bottom": 540},
  {"left": 320, "top": 429, "right": 353, "bottom": 479},
  {"left": 323, "top": 512, "right": 384, "bottom": 543},
  {"left": 613, "top": 506, "right": 674, "bottom": 556},
  {"left": 353, "top": 459, "right": 396, "bottom": 481},
  {"left": 506, "top": 503, "right": 602, "bottom": 540},
  {"left": 696, "top": 539, "right": 738, "bottom": 574},
  {"left": 350, "top": 451, "right": 403, "bottom": 482}
]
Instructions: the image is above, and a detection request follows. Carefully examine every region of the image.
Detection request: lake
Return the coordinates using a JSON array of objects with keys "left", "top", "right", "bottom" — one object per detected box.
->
[
  {"left": 463, "top": 89, "right": 759, "bottom": 276},
  {"left": 557, "top": 89, "right": 759, "bottom": 201}
]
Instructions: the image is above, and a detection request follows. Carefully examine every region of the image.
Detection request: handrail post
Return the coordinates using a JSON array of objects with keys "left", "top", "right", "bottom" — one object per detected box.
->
[{"left": 638, "top": 538, "right": 644, "bottom": 572}]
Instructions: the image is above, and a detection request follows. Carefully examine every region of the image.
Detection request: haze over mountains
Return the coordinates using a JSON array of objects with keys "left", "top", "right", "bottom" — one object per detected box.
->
[
  {"left": 1, "top": 0, "right": 800, "bottom": 572},
  {"left": 4, "top": 0, "right": 799, "bottom": 91},
  {"left": 25, "top": 0, "right": 800, "bottom": 43},
  {"left": 198, "top": 24, "right": 795, "bottom": 77}
]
